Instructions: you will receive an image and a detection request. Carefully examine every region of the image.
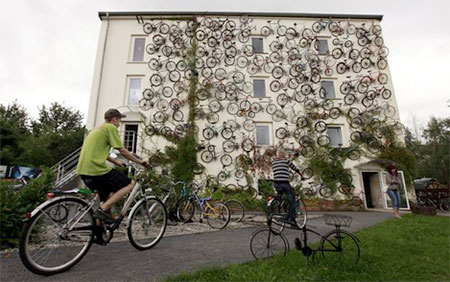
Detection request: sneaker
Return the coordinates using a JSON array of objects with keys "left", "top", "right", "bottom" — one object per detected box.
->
[{"left": 93, "top": 208, "right": 115, "bottom": 224}]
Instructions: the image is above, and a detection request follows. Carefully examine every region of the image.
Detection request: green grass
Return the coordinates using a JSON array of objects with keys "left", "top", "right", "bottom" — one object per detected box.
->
[{"left": 167, "top": 214, "right": 450, "bottom": 281}]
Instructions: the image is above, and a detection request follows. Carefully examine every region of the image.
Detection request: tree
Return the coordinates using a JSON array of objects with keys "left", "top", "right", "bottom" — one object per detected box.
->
[
  {"left": 0, "top": 101, "right": 85, "bottom": 168},
  {"left": 23, "top": 103, "right": 86, "bottom": 167},
  {"left": 0, "top": 101, "right": 31, "bottom": 165},
  {"left": 417, "top": 117, "right": 450, "bottom": 184}
]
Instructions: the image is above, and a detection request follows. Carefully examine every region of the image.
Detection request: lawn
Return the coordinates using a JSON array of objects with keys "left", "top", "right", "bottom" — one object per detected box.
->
[{"left": 167, "top": 214, "right": 450, "bottom": 281}]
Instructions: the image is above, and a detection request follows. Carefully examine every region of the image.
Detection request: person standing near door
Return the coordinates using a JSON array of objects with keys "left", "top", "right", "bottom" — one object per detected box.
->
[{"left": 386, "top": 164, "right": 402, "bottom": 219}]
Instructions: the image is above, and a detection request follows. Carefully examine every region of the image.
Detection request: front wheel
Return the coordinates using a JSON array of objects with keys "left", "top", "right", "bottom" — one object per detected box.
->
[
  {"left": 294, "top": 199, "right": 308, "bottom": 229},
  {"left": 19, "top": 198, "right": 94, "bottom": 275},
  {"left": 250, "top": 228, "right": 288, "bottom": 260},
  {"left": 128, "top": 197, "right": 167, "bottom": 250},
  {"left": 320, "top": 230, "right": 360, "bottom": 264},
  {"left": 176, "top": 197, "right": 195, "bottom": 223},
  {"left": 205, "top": 202, "right": 230, "bottom": 229},
  {"left": 225, "top": 199, "right": 245, "bottom": 222}
]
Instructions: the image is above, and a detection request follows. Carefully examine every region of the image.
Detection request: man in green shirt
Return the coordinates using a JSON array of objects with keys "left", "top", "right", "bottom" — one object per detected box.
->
[{"left": 76, "top": 109, "right": 149, "bottom": 223}]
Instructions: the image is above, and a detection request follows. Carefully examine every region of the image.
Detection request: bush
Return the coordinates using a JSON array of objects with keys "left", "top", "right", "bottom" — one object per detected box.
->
[{"left": 0, "top": 168, "right": 54, "bottom": 249}]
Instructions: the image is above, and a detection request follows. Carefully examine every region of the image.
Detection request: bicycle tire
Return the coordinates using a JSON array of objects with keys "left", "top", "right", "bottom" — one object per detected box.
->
[
  {"left": 329, "top": 107, "right": 341, "bottom": 119},
  {"left": 319, "top": 186, "right": 334, "bottom": 198},
  {"left": 347, "top": 148, "right": 361, "bottom": 160},
  {"left": 250, "top": 228, "right": 288, "bottom": 260},
  {"left": 320, "top": 230, "right": 360, "bottom": 264},
  {"left": 206, "top": 202, "right": 230, "bottom": 229},
  {"left": 275, "top": 127, "right": 288, "bottom": 139},
  {"left": 221, "top": 127, "right": 234, "bottom": 140},
  {"left": 303, "top": 188, "right": 316, "bottom": 199},
  {"left": 19, "top": 198, "right": 94, "bottom": 275},
  {"left": 243, "top": 119, "right": 256, "bottom": 131},
  {"left": 377, "top": 58, "right": 388, "bottom": 70},
  {"left": 225, "top": 199, "right": 245, "bottom": 222},
  {"left": 220, "top": 154, "right": 233, "bottom": 167},
  {"left": 128, "top": 197, "right": 167, "bottom": 250},
  {"left": 276, "top": 25, "right": 288, "bottom": 36},
  {"left": 201, "top": 151, "right": 214, "bottom": 163},
  {"left": 176, "top": 197, "right": 195, "bottom": 223},
  {"left": 317, "top": 135, "right": 330, "bottom": 147}
]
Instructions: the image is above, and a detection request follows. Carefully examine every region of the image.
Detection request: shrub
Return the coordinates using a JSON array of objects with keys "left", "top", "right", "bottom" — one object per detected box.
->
[{"left": 0, "top": 168, "right": 54, "bottom": 249}]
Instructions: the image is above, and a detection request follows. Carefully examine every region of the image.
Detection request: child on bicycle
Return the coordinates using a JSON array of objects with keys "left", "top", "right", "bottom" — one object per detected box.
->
[
  {"left": 272, "top": 148, "right": 303, "bottom": 226},
  {"left": 76, "top": 109, "right": 149, "bottom": 223}
]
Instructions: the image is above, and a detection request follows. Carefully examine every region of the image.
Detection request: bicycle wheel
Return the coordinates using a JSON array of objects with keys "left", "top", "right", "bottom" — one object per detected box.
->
[
  {"left": 225, "top": 199, "right": 245, "bottom": 222},
  {"left": 320, "top": 230, "right": 360, "bottom": 264},
  {"left": 439, "top": 198, "right": 450, "bottom": 212},
  {"left": 319, "top": 186, "right": 334, "bottom": 198},
  {"left": 250, "top": 228, "right": 288, "bottom": 260},
  {"left": 19, "top": 198, "right": 94, "bottom": 275},
  {"left": 294, "top": 199, "right": 308, "bottom": 229},
  {"left": 206, "top": 202, "right": 230, "bottom": 229},
  {"left": 176, "top": 197, "right": 195, "bottom": 223},
  {"left": 128, "top": 197, "right": 167, "bottom": 250}
]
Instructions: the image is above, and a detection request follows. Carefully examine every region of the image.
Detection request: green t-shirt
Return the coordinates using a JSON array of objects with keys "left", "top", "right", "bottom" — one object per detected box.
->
[{"left": 76, "top": 123, "right": 124, "bottom": 176}]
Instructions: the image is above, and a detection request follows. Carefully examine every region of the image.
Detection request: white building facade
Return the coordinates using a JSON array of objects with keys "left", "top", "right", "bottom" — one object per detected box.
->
[{"left": 86, "top": 11, "right": 409, "bottom": 210}]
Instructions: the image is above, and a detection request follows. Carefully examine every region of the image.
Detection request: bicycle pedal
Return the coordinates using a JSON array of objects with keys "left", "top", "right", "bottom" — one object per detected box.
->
[{"left": 294, "top": 237, "right": 302, "bottom": 251}]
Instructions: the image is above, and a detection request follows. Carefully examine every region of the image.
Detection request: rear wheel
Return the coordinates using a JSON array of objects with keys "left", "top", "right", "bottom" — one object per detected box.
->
[
  {"left": 225, "top": 199, "right": 245, "bottom": 222},
  {"left": 250, "top": 228, "right": 288, "bottom": 260},
  {"left": 176, "top": 197, "right": 195, "bottom": 223},
  {"left": 128, "top": 197, "right": 167, "bottom": 250},
  {"left": 320, "top": 230, "right": 360, "bottom": 264},
  {"left": 19, "top": 198, "right": 94, "bottom": 275},
  {"left": 205, "top": 202, "right": 230, "bottom": 229}
]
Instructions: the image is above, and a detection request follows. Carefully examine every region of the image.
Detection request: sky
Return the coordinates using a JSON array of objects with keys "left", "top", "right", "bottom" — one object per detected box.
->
[{"left": 0, "top": 0, "right": 449, "bottom": 135}]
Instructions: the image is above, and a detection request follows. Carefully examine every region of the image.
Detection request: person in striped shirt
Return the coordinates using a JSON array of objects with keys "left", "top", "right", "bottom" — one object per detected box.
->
[{"left": 272, "top": 148, "right": 302, "bottom": 225}]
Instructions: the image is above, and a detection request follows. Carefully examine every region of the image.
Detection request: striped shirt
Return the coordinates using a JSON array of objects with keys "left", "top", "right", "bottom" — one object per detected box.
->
[{"left": 272, "top": 159, "right": 301, "bottom": 182}]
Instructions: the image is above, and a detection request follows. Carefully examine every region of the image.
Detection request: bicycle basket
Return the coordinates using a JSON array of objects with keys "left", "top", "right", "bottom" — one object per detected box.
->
[{"left": 324, "top": 214, "right": 353, "bottom": 227}]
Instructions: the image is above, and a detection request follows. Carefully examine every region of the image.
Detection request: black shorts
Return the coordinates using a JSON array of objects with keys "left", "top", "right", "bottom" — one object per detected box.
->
[{"left": 80, "top": 169, "right": 132, "bottom": 201}]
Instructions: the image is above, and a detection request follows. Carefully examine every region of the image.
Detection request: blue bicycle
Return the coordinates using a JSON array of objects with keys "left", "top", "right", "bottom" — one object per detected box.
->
[{"left": 176, "top": 188, "right": 230, "bottom": 229}]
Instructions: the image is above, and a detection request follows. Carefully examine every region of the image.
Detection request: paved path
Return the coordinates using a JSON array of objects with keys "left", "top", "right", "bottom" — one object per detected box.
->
[{"left": 0, "top": 211, "right": 394, "bottom": 282}]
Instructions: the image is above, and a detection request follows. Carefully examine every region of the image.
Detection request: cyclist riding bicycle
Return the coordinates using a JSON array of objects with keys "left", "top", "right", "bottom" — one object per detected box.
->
[
  {"left": 272, "top": 148, "right": 303, "bottom": 227},
  {"left": 76, "top": 109, "right": 149, "bottom": 223}
]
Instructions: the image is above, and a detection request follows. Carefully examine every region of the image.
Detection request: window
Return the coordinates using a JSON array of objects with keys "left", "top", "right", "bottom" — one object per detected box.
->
[
  {"left": 252, "top": 38, "right": 264, "bottom": 53},
  {"left": 132, "top": 38, "right": 146, "bottom": 62},
  {"left": 327, "top": 127, "right": 343, "bottom": 147},
  {"left": 255, "top": 124, "right": 272, "bottom": 145},
  {"left": 317, "top": 39, "right": 329, "bottom": 55},
  {"left": 124, "top": 124, "right": 138, "bottom": 153},
  {"left": 321, "top": 81, "right": 336, "bottom": 98},
  {"left": 253, "top": 79, "right": 266, "bottom": 97},
  {"left": 127, "top": 77, "right": 142, "bottom": 106}
]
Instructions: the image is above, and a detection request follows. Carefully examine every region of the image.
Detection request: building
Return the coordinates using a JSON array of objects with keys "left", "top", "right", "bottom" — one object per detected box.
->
[{"left": 84, "top": 11, "right": 410, "bottom": 210}]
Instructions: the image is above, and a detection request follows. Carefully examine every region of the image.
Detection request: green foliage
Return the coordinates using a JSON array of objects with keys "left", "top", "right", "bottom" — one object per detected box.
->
[
  {"left": 0, "top": 101, "right": 31, "bottom": 165},
  {"left": 167, "top": 214, "right": 450, "bottom": 281},
  {"left": 0, "top": 168, "right": 54, "bottom": 248},
  {"left": 412, "top": 117, "right": 450, "bottom": 184},
  {"left": 306, "top": 147, "right": 353, "bottom": 191},
  {"left": 0, "top": 101, "right": 85, "bottom": 168}
]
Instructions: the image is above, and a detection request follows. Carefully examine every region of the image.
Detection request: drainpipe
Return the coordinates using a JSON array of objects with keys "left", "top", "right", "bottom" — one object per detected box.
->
[{"left": 91, "top": 12, "right": 110, "bottom": 128}]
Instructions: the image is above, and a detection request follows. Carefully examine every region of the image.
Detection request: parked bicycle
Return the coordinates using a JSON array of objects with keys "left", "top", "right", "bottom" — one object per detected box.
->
[
  {"left": 19, "top": 164, "right": 167, "bottom": 276},
  {"left": 250, "top": 213, "right": 360, "bottom": 265},
  {"left": 176, "top": 187, "right": 231, "bottom": 229}
]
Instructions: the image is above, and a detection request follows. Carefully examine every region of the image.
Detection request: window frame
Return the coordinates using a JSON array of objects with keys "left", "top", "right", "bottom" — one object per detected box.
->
[
  {"left": 129, "top": 36, "right": 147, "bottom": 62},
  {"left": 327, "top": 126, "right": 343, "bottom": 148},
  {"left": 126, "top": 76, "right": 143, "bottom": 106},
  {"left": 253, "top": 79, "right": 267, "bottom": 98},
  {"left": 317, "top": 39, "right": 329, "bottom": 56},
  {"left": 254, "top": 122, "right": 273, "bottom": 146},
  {"left": 252, "top": 37, "right": 264, "bottom": 54},
  {"left": 321, "top": 80, "right": 336, "bottom": 99}
]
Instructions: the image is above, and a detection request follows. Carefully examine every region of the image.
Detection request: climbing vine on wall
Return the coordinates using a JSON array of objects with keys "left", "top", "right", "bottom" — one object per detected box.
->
[{"left": 135, "top": 14, "right": 405, "bottom": 198}]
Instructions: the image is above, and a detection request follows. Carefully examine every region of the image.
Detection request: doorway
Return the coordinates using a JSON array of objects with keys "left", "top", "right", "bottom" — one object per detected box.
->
[{"left": 361, "top": 172, "right": 384, "bottom": 209}]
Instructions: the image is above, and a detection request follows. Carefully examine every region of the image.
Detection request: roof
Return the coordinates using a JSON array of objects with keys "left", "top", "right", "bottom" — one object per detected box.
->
[{"left": 98, "top": 11, "right": 383, "bottom": 21}]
